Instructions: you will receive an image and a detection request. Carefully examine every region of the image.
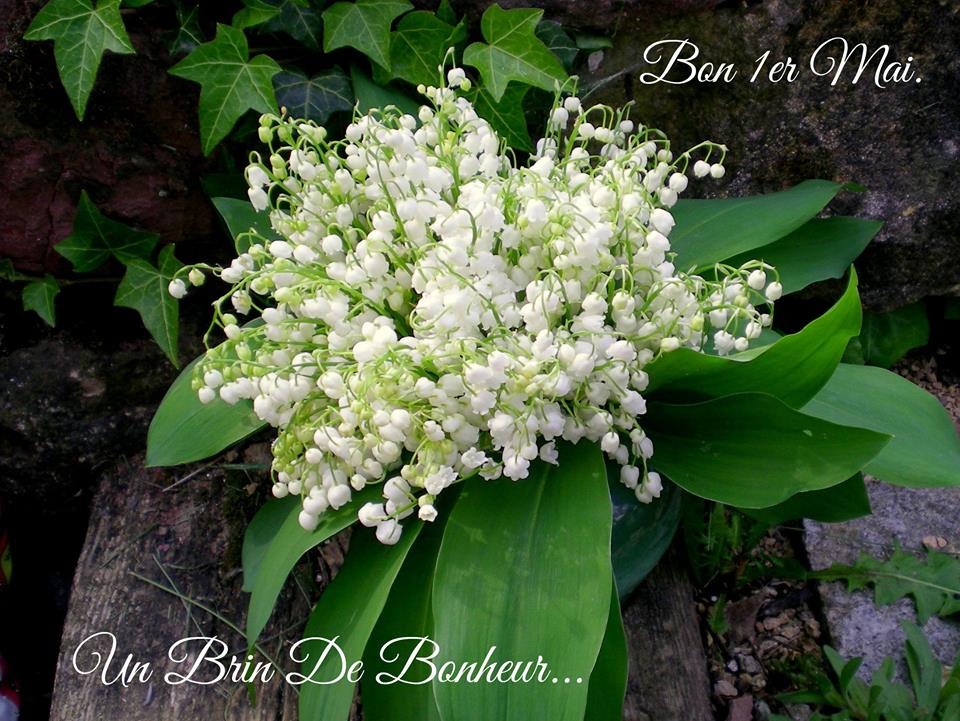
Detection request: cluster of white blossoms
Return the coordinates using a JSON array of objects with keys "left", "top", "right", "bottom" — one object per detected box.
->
[{"left": 171, "top": 70, "right": 780, "bottom": 544}]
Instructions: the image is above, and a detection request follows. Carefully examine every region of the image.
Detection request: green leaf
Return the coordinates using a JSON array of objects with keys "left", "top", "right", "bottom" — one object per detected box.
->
[
  {"left": 24, "top": 0, "right": 134, "bottom": 120},
  {"left": 168, "top": 4, "right": 204, "bottom": 56},
  {"left": 0, "top": 259, "right": 16, "bottom": 281},
  {"left": 859, "top": 302, "right": 929, "bottom": 368},
  {"left": 322, "top": 0, "right": 413, "bottom": 71},
  {"left": 802, "top": 363, "right": 960, "bottom": 488},
  {"left": 245, "top": 486, "right": 378, "bottom": 647},
  {"left": 113, "top": 246, "right": 181, "bottom": 365},
  {"left": 432, "top": 441, "right": 612, "bottom": 721},
  {"left": 211, "top": 196, "right": 278, "bottom": 253},
  {"left": 169, "top": 24, "right": 281, "bottom": 155},
  {"left": 463, "top": 5, "right": 568, "bottom": 102},
  {"left": 262, "top": 0, "right": 322, "bottom": 50},
  {"left": 389, "top": 11, "right": 466, "bottom": 87},
  {"left": 646, "top": 269, "right": 861, "bottom": 408},
  {"left": 273, "top": 67, "right": 354, "bottom": 125},
  {"left": 55, "top": 191, "right": 159, "bottom": 272},
  {"left": 572, "top": 31, "right": 612, "bottom": 50},
  {"left": 813, "top": 548, "right": 960, "bottom": 623},
  {"left": 670, "top": 180, "right": 849, "bottom": 271},
  {"left": 363, "top": 512, "right": 448, "bottom": 721},
  {"left": 741, "top": 474, "right": 871, "bottom": 525},
  {"left": 21, "top": 275, "right": 60, "bottom": 326},
  {"left": 297, "top": 525, "right": 421, "bottom": 721},
  {"left": 535, "top": 20, "right": 577, "bottom": 71},
  {"left": 350, "top": 63, "right": 419, "bottom": 116},
  {"left": 584, "top": 584, "right": 628, "bottom": 721},
  {"left": 147, "top": 350, "right": 266, "bottom": 467},
  {"left": 902, "top": 621, "right": 942, "bottom": 716},
  {"left": 473, "top": 83, "right": 531, "bottom": 151},
  {"left": 610, "top": 468, "right": 681, "bottom": 598},
  {"left": 242, "top": 496, "right": 296, "bottom": 593},
  {"left": 232, "top": 0, "right": 280, "bottom": 29},
  {"left": 723, "top": 217, "right": 881, "bottom": 295},
  {"left": 435, "top": 0, "right": 456, "bottom": 25},
  {"left": 646, "top": 392, "right": 891, "bottom": 508}
]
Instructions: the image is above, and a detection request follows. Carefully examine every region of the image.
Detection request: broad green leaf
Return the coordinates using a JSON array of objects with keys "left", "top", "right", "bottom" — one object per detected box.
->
[
  {"left": 297, "top": 525, "right": 421, "bottom": 721},
  {"left": 242, "top": 496, "right": 297, "bottom": 593},
  {"left": 24, "top": 0, "right": 134, "bottom": 120},
  {"left": 463, "top": 5, "right": 568, "bottom": 102},
  {"left": 670, "top": 180, "right": 849, "bottom": 271},
  {"left": 646, "top": 269, "right": 861, "bottom": 408},
  {"left": 432, "top": 441, "right": 612, "bottom": 721},
  {"left": 169, "top": 24, "right": 281, "bottom": 155},
  {"left": 572, "top": 31, "right": 612, "bottom": 50},
  {"left": 473, "top": 84, "right": 532, "bottom": 151},
  {"left": 0, "top": 259, "right": 16, "bottom": 281},
  {"left": 740, "top": 473, "right": 871, "bottom": 525},
  {"left": 535, "top": 20, "right": 577, "bottom": 71},
  {"left": 21, "top": 275, "right": 60, "bottom": 326},
  {"left": 389, "top": 11, "right": 466, "bottom": 87},
  {"left": 646, "top": 392, "right": 891, "bottom": 508},
  {"left": 147, "top": 351, "right": 266, "bottom": 467},
  {"left": 263, "top": 0, "right": 322, "bottom": 50},
  {"left": 168, "top": 4, "right": 203, "bottom": 56},
  {"left": 55, "top": 190, "right": 159, "bottom": 272},
  {"left": 363, "top": 511, "right": 447, "bottom": 721},
  {"left": 584, "top": 583, "right": 628, "bottom": 721},
  {"left": 273, "top": 67, "right": 354, "bottom": 125},
  {"left": 813, "top": 549, "right": 960, "bottom": 623},
  {"left": 723, "top": 217, "right": 881, "bottom": 295},
  {"left": 322, "top": 0, "right": 413, "bottom": 71},
  {"left": 245, "top": 486, "right": 378, "bottom": 646},
  {"left": 802, "top": 364, "right": 960, "bottom": 488},
  {"left": 859, "top": 302, "right": 929, "bottom": 368},
  {"left": 350, "top": 64, "right": 419, "bottom": 116},
  {"left": 610, "top": 469, "right": 681, "bottom": 598},
  {"left": 436, "top": 0, "right": 456, "bottom": 25},
  {"left": 114, "top": 246, "right": 181, "bottom": 365},
  {"left": 232, "top": 0, "right": 280, "bottom": 29},
  {"left": 211, "top": 196, "right": 278, "bottom": 253}
]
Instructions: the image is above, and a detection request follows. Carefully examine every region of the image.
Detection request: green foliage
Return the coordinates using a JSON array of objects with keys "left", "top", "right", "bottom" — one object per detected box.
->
[
  {"left": 723, "top": 217, "right": 881, "bottom": 295},
  {"left": 168, "top": 4, "right": 202, "bottom": 56},
  {"left": 742, "top": 474, "right": 871, "bottom": 526},
  {"left": 772, "top": 621, "right": 960, "bottom": 721},
  {"left": 261, "top": 0, "right": 323, "bottom": 50},
  {"left": 682, "top": 499, "right": 771, "bottom": 587},
  {"left": 24, "top": 0, "right": 134, "bottom": 120},
  {"left": 169, "top": 24, "right": 281, "bottom": 154},
  {"left": 473, "top": 83, "right": 533, "bottom": 151},
  {"left": 856, "top": 302, "right": 930, "bottom": 368},
  {"left": 21, "top": 275, "right": 60, "bottom": 326},
  {"left": 584, "top": 586, "right": 628, "bottom": 721},
  {"left": 146, "top": 350, "right": 267, "bottom": 467},
  {"left": 670, "top": 180, "right": 852, "bottom": 270},
  {"left": 272, "top": 67, "right": 354, "bottom": 124},
  {"left": 298, "top": 526, "right": 421, "bottom": 721},
  {"left": 535, "top": 20, "right": 578, "bottom": 71},
  {"left": 322, "top": 0, "right": 413, "bottom": 71},
  {"left": 114, "top": 245, "right": 182, "bottom": 364},
  {"left": 431, "top": 442, "right": 613, "bottom": 721},
  {"left": 813, "top": 548, "right": 960, "bottom": 623},
  {"left": 802, "top": 363, "right": 960, "bottom": 488},
  {"left": 350, "top": 63, "right": 419, "bottom": 115},
  {"left": 463, "top": 5, "right": 568, "bottom": 101},
  {"left": 211, "top": 196, "right": 277, "bottom": 253},
  {"left": 389, "top": 11, "right": 466, "bottom": 87},
  {"left": 55, "top": 190, "right": 158, "bottom": 272}
]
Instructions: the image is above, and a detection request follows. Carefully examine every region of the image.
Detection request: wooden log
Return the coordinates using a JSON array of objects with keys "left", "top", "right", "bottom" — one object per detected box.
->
[{"left": 621, "top": 545, "right": 714, "bottom": 721}]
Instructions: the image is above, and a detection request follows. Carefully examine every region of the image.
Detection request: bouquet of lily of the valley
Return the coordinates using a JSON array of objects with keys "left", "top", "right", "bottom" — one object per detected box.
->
[{"left": 148, "top": 69, "right": 960, "bottom": 721}]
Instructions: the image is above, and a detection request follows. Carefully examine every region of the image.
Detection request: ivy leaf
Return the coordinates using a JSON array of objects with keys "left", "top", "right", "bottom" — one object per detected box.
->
[
  {"left": 168, "top": 4, "right": 203, "bottom": 56},
  {"left": 114, "top": 246, "right": 182, "bottom": 365},
  {"left": 232, "top": 0, "right": 280, "bottom": 29},
  {"left": 263, "top": 0, "right": 322, "bottom": 50},
  {"left": 389, "top": 11, "right": 466, "bottom": 87},
  {"left": 54, "top": 190, "right": 159, "bottom": 272},
  {"left": 169, "top": 24, "right": 281, "bottom": 155},
  {"left": 22, "top": 275, "right": 60, "bottom": 327},
  {"left": 24, "top": 0, "right": 135, "bottom": 120},
  {"left": 322, "top": 0, "right": 413, "bottom": 72},
  {"left": 535, "top": 19, "right": 577, "bottom": 71},
  {"left": 435, "top": 0, "right": 456, "bottom": 25},
  {"left": 814, "top": 548, "right": 960, "bottom": 624},
  {"left": 473, "top": 83, "right": 532, "bottom": 151},
  {"left": 273, "top": 67, "right": 354, "bottom": 124},
  {"left": 463, "top": 5, "right": 567, "bottom": 102}
]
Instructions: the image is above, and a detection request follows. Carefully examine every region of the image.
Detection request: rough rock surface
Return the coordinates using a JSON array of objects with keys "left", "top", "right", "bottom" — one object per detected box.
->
[
  {"left": 577, "top": 0, "right": 960, "bottom": 309},
  {"left": 0, "top": 0, "right": 216, "bottom": 272}
]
